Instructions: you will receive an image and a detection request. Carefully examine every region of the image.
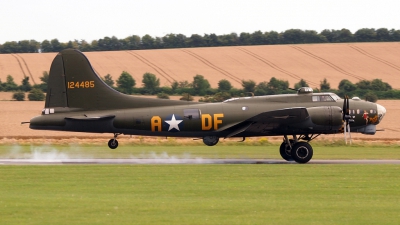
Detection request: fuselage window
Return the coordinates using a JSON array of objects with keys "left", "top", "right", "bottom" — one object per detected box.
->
[{"left": 184, "top": 109, "right": 201, "bottom": 120}]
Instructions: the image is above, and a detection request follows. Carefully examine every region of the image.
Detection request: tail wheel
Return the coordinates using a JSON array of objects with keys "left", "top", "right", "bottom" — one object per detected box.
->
[
  {"left": 279, "top": 141, "right": 294, "bottom": 161},
  {"left": 291, "top": 142, "right": 313, "bottom": 164},
  {"left": 108, "top": 139, "right": 119, "bottom": 149}
]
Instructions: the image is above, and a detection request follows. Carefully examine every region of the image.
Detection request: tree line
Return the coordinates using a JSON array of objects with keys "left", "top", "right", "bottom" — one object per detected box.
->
[
  {"left": 3, "top": 71, "right": 399, "bottom": 102},
  {"left": 1, "top": 28, "right": 400, "bottom": 53}
]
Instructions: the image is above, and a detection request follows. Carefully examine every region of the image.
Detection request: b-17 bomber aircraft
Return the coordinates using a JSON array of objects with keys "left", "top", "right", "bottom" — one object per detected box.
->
[{"left": 28, "top": 49, "right": 386, "bottom": 163}]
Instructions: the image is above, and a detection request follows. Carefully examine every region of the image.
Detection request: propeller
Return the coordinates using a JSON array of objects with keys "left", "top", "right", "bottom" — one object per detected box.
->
[{"left": 342, "top": 95, "right": 354, "bottom": 144}]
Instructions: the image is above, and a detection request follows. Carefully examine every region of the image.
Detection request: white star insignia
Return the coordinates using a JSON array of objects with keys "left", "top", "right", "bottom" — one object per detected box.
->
[{"left": 165, "top": 114, "right": 183, "bottom": 131}]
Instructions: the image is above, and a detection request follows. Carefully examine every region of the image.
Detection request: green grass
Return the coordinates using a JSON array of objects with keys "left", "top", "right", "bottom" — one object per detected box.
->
[
  {"left": 0, "top": 165, "right": 399, "bottom": 224},
  {"left": 1, "top": 144, "right": 400, "bottom": 159}
]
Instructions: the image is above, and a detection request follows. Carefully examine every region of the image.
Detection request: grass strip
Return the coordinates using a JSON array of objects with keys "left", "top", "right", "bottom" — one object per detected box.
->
[{"left": 0, "top": 165, "right": 399, "bottom": 224}]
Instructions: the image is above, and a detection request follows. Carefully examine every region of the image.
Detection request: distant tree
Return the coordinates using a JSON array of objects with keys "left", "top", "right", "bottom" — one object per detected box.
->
[
  {"left": 364, "top": 92, "right": 378, "bottom": 102},
  {"left": 390, "top": 29, "right": 400, "bottom": 41},
  {"left": 282, "top": 29, "right": 304, "bottom": 44},
  {"left": 265, "top": 31, "right": 280, "bottom": 44},
  {"left": 171, "top": 81, "right": 179, "bottom": 91},
  {"left": 199, "top": 92, "right": 231, "bottom": 102},
  {"left": 162, "top": 33, "right": 187, "bottom": 48},
  {"left": 0, "top": 79, "right": 3, "bottom": 91},
  {"left": 28, "top": 88, "right": 45, "bottom": 101},
  {"left": 157, "top": 92, "right": 170, "bottom": 99},
  {"left": 0, "top": 41, "right": 19, "bottom": 53},
  {"left": 192, "top": 75, "right": 210, "bottom": 95},
  {"left": 219, "top": 33, "right": 238, "bottom": 46},
  {"left": 41, "top": 40, "right": 52, "bottom": 52},
  {"left": 354, "top": 28, "right": 376, "bottom": 42},
  {"left": 239, "top": 32, "right": 252, "bottom": 45},
  {"left": 79, "top": 40, "right": 92, "bottom": 51},
  {"left": 124, "top": 35, "right": 141, "bottom": 50},
  {"left": 204, "top": 33, "right": 220, "bottom": 46},
  {"left": 294, "top": 79, "right": 309, "bottom": 89},
  {"left": 267, "top": 77, "right": 289, "bottom": 91},
  {"left": 218, "top": 79, "right": 232, "bottom": 92},
  {"left": 142, "top": 73, "right": 160, "bottom": 94},
  {"left": 102, "top": 74, "right": 115, "bottom": 87},
  {"left": 338, "top": 79, "right": 357, "bottom": 92},
  {"left": 187, "top": 34, "right": 205, "bottom": 47},
  {"left": 320, "top": 78, "right": 331, "bottom": 91},
  {"left": 370, "top": 79, "right": 391, "bottom": 91},
  {"left": 50, "top": 39, "right": 63, "bottom": 52},
  {"left": 141, "top": 34, "right": 155, "bottom": 49},
  {"left": 116, "top": 71, "right": 136, "bottom": 94},
  {"left": 303, "top": 30, "right": 327, "bottom": 43},
  {"left": 254, "top": 81, "right": 269, "bottom": 95},
  {"left": 376, "top": 28, "right": 390, "bottom": 41},
  {"left": 337, "top": 29, "right": 354, "bottom": 42},
  {"left": 12, "top": 91, "right": 25, "bottom": 101},
  {"left": 3, "top": 75, "right": 18, "bottom": 91},
  {"left": 355, "top": 80, "right": 371, "bottom": 90},
  {"left": 90, "top": 40, "right": 99, "bottom": 51},
  {"left": 34, "top": 71, "right": 50, "bottom": 92},
  {"left": 19, "top": 77, "right": 32, "bottom": 92},
  {"left": 241, "top": 80, "right": 256, "bottom": 93},
  {"left": 180, "top": 93, "right": 194, "bottom": 101},
  {"left": 250, "top": 30, "right": 266, "bottom": 45},
  {"left": 178, "top": 80, "right": 192, "bottom": 88}
]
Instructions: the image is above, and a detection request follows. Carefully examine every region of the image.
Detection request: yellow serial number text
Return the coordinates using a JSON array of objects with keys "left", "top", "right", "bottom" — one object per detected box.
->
[{"left": 67, "top": 81, "right": 95, "bottom": 89}]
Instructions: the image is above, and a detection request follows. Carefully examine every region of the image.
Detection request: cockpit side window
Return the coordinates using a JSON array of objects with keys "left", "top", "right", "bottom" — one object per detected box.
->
[{"left": 312, "top": 95, "right": 334, "bottom": 102}]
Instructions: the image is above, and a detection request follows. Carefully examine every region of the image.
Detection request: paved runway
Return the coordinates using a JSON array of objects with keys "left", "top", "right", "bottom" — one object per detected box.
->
[{"left": 1, "top": 159, "right": 400, "bottom": 165}]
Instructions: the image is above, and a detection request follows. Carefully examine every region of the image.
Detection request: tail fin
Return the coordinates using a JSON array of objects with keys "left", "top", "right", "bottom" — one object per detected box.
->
[{"left": 45, "top": 49, "right": 192, "bottom": 111}]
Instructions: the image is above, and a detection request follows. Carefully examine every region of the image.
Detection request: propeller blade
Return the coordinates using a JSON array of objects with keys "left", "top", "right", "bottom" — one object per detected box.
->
[
  {"left": 342, "top": 95, "right": 352, "bottom": 145},
  {"left": 347, "top": 123, "right": 352, "bottom": 144},
  {"left": 344, "top": 121, "right": 347, "bottom": 144},
  {"left": 342, "top": 96, "right": 346, "bottom": 120}
]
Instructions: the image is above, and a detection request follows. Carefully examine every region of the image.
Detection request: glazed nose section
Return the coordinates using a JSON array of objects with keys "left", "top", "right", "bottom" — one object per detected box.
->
[{"left": 377, "top": 103, "right": 386, "bottom": 123}]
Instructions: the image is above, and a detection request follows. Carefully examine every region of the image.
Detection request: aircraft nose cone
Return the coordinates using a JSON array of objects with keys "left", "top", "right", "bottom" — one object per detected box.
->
[{"left": 377, "top": 103, "right": 386, "bottom": 123}]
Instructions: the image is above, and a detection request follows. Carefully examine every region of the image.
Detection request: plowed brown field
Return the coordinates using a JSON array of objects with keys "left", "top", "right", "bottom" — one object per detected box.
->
[
  {"left": 0, "top": 100, "right": 398, "bottom": 142},
  {"left": 0, "top": 43, "right": 399, "bottom": 89}
]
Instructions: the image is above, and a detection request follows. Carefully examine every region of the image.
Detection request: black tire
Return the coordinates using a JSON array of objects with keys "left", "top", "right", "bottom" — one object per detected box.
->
[
  {"left": 203, "top": 136, "right": 219, "bottom": 146},
  {"left": 108, "top": 139, "right": 118, "bottom": 149},
  {"left": 291, "top": 142, "right": 313, "bottom": 164},
  {"left": 279, "top": 141, "right": 293, "bottom": 161}
]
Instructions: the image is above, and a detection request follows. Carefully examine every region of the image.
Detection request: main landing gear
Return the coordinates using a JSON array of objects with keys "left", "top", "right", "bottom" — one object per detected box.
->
[
  {"left": 203, "top": 136, "right": 219, "bottom": 146},
  {"left": 279, "top": 134, "right": 319, "bottom": 163},
  {"left": 108, "top": 133, "right": 120, "bottom": 149}
]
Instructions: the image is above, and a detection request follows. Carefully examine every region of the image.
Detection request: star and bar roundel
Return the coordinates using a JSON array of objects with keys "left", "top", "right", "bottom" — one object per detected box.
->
[{"left": 163, "top": 114, "right": 183, "bottom": 132}]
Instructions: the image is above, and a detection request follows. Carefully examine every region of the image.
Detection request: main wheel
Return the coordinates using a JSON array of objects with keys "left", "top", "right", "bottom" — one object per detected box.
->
[
  {"left": 108, "top": 139, "right": 118, "bottom": 149},
  {"left": 291, "top": 142, "right": 313, "bottom": 164},
  {"left": 203, "top": 136, "right": 219, "bottom": 146},
  {"left": 279, "top": 141, "right": 293, "bottom": 161}
]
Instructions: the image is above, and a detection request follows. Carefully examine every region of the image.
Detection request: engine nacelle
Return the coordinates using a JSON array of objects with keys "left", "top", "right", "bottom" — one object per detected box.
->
[{"left": 307, "top": 106, "right": 343, "bottom": 127}]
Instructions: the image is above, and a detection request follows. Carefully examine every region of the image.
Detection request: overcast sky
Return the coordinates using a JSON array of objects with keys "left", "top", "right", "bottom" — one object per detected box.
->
[{"left": 1, "top": 0, "right": 399, "bottom": 43}]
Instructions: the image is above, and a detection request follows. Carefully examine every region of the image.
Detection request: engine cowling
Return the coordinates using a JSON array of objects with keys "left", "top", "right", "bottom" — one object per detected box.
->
[{"left": 307, "top": 106, "right": 343, "bottom": 129}]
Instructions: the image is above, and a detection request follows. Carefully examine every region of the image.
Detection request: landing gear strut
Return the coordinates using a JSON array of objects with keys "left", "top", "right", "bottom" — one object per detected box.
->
[
  {"left": 108, "top": 133, "right": 120, "bottom": 149},
  {"left": 279, "top": 134, "right": 316, "bottom": 163}
]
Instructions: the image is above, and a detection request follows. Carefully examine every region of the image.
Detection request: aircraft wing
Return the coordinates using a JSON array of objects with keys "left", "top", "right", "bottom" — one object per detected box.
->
[
  {"left": 225, "top": 108, "right": 309, "bottom": 137},
  {"left": 65, "top": 114, "right": 115, "bottom": 121}
]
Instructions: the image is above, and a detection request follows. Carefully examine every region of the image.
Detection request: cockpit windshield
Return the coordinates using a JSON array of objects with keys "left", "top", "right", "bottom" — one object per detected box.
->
[{"left": 330, "top": 93, "right": 340, "bottom": 101}]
